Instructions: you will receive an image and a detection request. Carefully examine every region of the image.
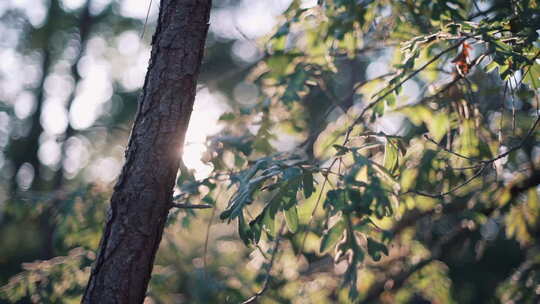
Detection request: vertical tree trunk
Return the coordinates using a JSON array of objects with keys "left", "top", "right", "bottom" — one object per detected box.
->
[{"left": 82, "top": 1, "right": 211, "bottom": 303}]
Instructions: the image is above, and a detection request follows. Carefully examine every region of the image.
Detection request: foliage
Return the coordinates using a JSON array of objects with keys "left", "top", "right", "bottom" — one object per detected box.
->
[
  {"left": 0, "top": 248, "right": 94, "bottom": 303},
  {"left": 2, "top": 0, "right": 540, "bottom": 303}
]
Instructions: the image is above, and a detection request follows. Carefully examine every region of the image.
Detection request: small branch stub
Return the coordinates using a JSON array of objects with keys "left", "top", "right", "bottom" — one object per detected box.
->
[{"left": 172, "top": 202, "right": 213, "bottom": 209}]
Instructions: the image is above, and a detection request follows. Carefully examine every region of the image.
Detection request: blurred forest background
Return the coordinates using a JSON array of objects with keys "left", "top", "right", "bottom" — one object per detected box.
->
[{"left": 1, "top": 0, "right": 540, "bottom": 303}]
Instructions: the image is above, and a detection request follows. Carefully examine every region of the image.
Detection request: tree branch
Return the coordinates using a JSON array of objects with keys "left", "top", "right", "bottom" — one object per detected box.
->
[
  {"left": 343, "top": 40, "right": 466, "bottom": 145},
  {"left": 404, "top": 164, "right": 486, "bottom": 198},
  {"left": 241, "top": 224, "right": 285, "bottom": 304},
  {"left": 361, "top": 225, "right": 469, "bottom": 303},
  {"left": 424, "top": 134, "right": 477, "bottom": 161},
  {"left": 171, "top": 203, "right": 213, "bottom": 209}
]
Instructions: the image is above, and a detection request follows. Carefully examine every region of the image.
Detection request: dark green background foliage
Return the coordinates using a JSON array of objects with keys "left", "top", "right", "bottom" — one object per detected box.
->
[{"left": 1, "top": 0, "right": 540, "bottom": 303}]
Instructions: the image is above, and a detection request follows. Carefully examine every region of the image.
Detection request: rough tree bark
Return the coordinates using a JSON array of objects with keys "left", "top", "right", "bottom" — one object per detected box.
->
[{"left": 82, "top": 0, "right": 211, "bottom": 303}]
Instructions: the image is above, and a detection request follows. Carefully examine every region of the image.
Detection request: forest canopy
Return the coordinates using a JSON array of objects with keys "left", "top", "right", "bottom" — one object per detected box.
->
[{"left": 1, "top": 0, "right": 540, "bottom": 303}]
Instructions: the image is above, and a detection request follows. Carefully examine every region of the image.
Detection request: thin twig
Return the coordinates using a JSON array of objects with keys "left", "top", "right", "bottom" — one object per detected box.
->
[
  {"left": 361, "top": 225, "right": 468, "bottom": 303},
  {"left": 500, "top": 81, "right": 509, "bottom": 144},
  {"left": 447, "top": 163, "right": 484, "bottom": 170},
  {"left": 468, "top": 5, "right": 497, "bottom": 19},
  {"left": 483, "top": 115, "right": 540, "bottom": 164},
  {"left": 299, "top": 46, "right": 471, "bottom": 219},
  {"left": 343, "top": 40, "right": 466, "bottom": 145},
  {"left": 203, "top": 190, "right": 222, "bottom": 278},
  {"left": 471, "top": 0, "right": 481, "bottom": 13},
  {"left": 141, "top": 0, "right": 154, "bottom": 39},
  {"left": 346, "top": 72, "right": 397, "bottom": 104},
  {"left": 363, "top": 167, "right": 540, "bottom": 302},
  {"left": 241, "top": 224, "right": 285, "bottom": 304},
  {"left": 356, "top": 131, "right": 404, "bottom": 139},
  {"left": 317, "top": 72, "right": 396, "bottom": 128},
  {"left": 449, "top": 113, "right": 540, "bottom": 170},
  {"left": 404, "top": 165, "right": 486, "bottom": 198},
  {"left": 314, "top": 76, "right": 354, "bottom": 118},
  {"left": 171, "top": 203, "right": 213, "bottom": 209},
  {"left": 510, "top": 76, "right": 517, "bottom": 134},
  {"left": 424, "top": 134, "right": 476, "bottom": 161}
]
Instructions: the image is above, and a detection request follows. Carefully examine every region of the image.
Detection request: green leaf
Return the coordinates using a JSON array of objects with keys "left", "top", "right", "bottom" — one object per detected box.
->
[
  {"left": 283, "top": 167, "right": 302, "bottom": 181},
  {"left": 491, "top": 39, "right": 512, "bottom": 52},
  {"left": 273, "top": 21, "right": 290, "bottom": 38},
  {"left": 400, "top": 168, "right": 418, "bottom": 192},
  {"left": 262, "top": 208, "right": 276, "bottom": 237},
  {"left": 238, "top": 213, "right": 251, "bottom": 246},
  {"left": 220, "top": 209, "right": 232, "bottom": 220},
  {"left": 249, "top": 215, "right": 263, "bottom": 244},
  {"left": 344, "top": 261, "right": 358, "bottom": 299},
  {"left": 343, "top": 249, "right": 364, "bottom": 300},
  {"left": 282, "top": 66, "right": 309, "bottom": 104},
  {"left": 265, "top": 52, "right": 301, "bottom": 76},
  {"left": 218, "top": 112, "right": 236, "bottom": 121},
  {"left": 485, "top": 61, "right": 499, "bottom": 74},
  {"left": 400, "top": 104, "right": 433, "bottom": 126},
  {"left": 324, "top": 189, "right": 348, "bottom": 213},
  {"left": 320, "top": 220, "right": 346, "bottom": 254},
  {"left": 523, "top": 62, "right": 540, "bottom": 87},
  {"left": 372, "top": 99, "right": 386, "bottom": 117},
  {"left": 261, "top": 191, "right": 283, "bottom": 237},
  {"left": 220, "top": 160, "right": 276, "bottom": 221},
  {"left": 367, "top": 237, "right": 388, "bottom": 261},
  {"left": 348, "top": 189, "right": 372, "bottom": 215},
  {"left": 333, "top": 144, "right": 350, "bottom": 156},
  {"left": 283, "top": 206, "right": 299, "bottom": 233},
  {"left": 383, "top": 140, "right": 399, "bottom": 174},
  {"left": 385, "top": 93, "right": 397, "bottom": 108},
  {"left": 373, "top": 189, "right": 393, "bottom": 219},
  {"left": 281, "top": 176, "right": 301, "bottom": 210},
  {"left": 302, "top": 170, "right": 314, "bottom": 198},
  {"left": 429, "top": 113, "right": 449, "bottom": 142},
  {"left": 402, "top": 49, "right": 419, "bottom": 70}
]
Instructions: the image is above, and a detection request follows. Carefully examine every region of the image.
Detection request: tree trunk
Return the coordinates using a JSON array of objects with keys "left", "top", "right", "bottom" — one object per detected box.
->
[{"left": 82, "top": 1, "right": 211, "bottom": 303}]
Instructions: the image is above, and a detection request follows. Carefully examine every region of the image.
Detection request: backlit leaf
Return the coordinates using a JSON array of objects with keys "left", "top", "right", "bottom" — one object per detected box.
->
[{"left": 320, "top": 220, "right": 346, "bottom": 254}]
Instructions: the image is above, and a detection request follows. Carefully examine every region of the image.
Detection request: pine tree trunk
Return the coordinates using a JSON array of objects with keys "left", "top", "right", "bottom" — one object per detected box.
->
[{"left": 82, "top": 1, "right": 211, "bottom": 302}]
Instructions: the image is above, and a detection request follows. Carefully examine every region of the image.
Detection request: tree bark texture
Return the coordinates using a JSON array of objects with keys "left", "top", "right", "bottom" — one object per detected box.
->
[{"left": 82, "top": 1, "right": 211, "bottom": 303}]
